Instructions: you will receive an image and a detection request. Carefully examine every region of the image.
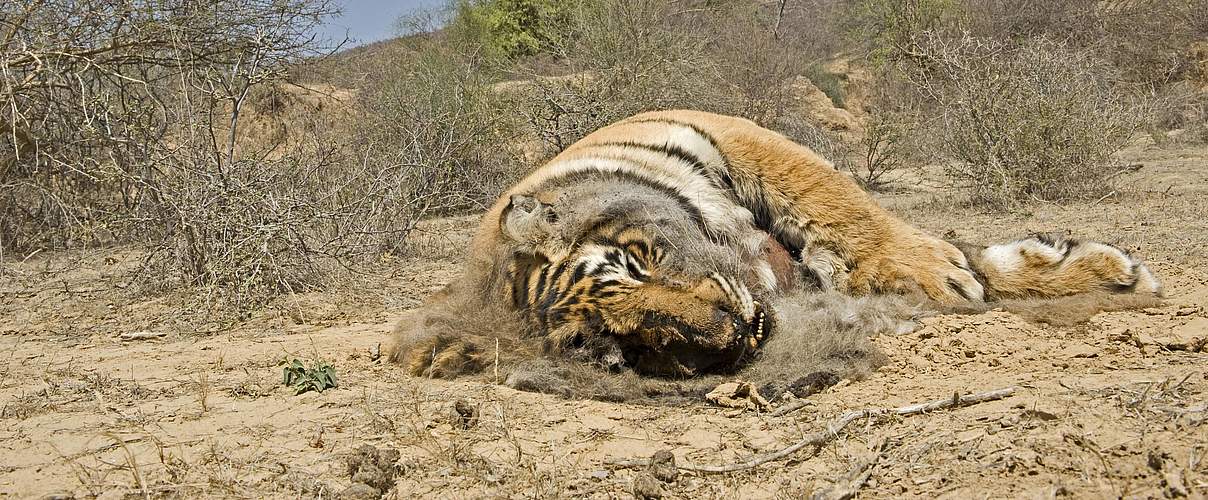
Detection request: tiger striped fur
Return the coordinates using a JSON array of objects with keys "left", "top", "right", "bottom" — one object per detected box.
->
[{"left": 388, "top": 110, "right": 1161, "bottom": 378}]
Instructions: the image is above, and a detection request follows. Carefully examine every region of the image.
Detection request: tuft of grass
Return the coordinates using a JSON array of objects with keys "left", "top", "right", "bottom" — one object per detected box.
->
[
  {"left": 282, "top": 358, "right": 338, "bottom": 395},
  {"left": 193, "top": 372, "right": 211, "bottom": 413}
]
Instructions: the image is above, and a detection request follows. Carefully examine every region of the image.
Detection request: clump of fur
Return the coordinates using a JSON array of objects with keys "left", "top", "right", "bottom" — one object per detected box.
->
[
  {"left": 940, "top": 291, "right": 1163, "bottom": 327},
  {"left": 386, "top": 285, "right": 540, "bottom": 378},
  {"left": 504, "top": 359, "right": 702, "bottom": 403},
  {"left": 747, "top": 292, "right": 916, "bottom": 397},
  {"left": 499, "top": 291, "right": 919, "bottom": 404},
  {"left": 395, "top": 282, "right": 1156, "bottom": 404}
]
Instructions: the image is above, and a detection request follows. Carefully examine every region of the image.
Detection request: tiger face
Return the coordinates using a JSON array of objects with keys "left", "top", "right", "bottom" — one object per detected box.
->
[{"left": 499, "top": 179, "right": 778, "bottom": 376}]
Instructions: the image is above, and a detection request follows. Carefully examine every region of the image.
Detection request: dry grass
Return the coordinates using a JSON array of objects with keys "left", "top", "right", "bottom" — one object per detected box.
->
[{"left": 1, "top": 366, "right": 168, "bottom": 421}]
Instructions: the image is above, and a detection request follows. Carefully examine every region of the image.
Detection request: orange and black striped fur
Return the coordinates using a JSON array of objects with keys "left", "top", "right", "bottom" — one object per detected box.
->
[{"left": 388, "top": 110, "right": 1161, "bottom": 378}]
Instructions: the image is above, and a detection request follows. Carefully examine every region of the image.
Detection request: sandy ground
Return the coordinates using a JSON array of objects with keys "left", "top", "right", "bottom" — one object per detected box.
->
[{"left": 2, "top": 141, "right": 1206, "bottom": 499}]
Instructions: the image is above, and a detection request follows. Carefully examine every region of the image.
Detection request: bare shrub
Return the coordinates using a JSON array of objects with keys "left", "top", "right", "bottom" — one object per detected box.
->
[
  {"left": 774, "top": 108, "right": 915, "bottom": 193},
  {"left": 855, "top": 112, "right": 913, "bottom": 190},
  {"left": 511, "top": 0, "right": 743, "bottom": 156},
  {"left": 143, "top": 150, "right": 378, "bottom": 308},
  {"left": 507, "top": 0, "right": 858, "bottom": 157},
  {"left": 906, "top": 35, "right": 1144, "bottom": 208},
  {"left": 354, "top": 43, "right": 524, "bottom": 232},
  {"left": 0, "top": 0, "right": 525, "bottom": 310},
  {"left": 0, "top": 1, "right": 340, "bottom": 257},
  {"left": 853, "top": 0, "right": 1208, "bottom": 86},
  {"left": 699, "top": 2, "right": 820, "bottom": 122},
  {"left": 851, "top": 73, "right": 927, "bottom": 191},
  {"left": 845, "top": 0, "right": 960, "bottom": 61}
]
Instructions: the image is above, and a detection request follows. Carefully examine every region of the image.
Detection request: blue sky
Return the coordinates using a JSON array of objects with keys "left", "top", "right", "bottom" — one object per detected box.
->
[{"left": 318, "top": 0, "right": 448, "bottom": 46}]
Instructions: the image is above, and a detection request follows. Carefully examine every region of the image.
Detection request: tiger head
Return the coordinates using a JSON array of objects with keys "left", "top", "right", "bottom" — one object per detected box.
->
[{"left": 499, "top": 183, "right": 779, "bottom": 377}]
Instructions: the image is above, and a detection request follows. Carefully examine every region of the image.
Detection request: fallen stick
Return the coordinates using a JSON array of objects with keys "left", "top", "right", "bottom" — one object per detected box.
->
[
  {"left": 810, "top": 443, "right": 886, "bottom": 500},
  {"left": 609, "top": 386, "right": 1017, "bottom": 474},
  {"left": 119, "top": 331, "right": 168, "bottom": 341},
  {"left": 769, "top": 398, "right": 812, "bottom": 417}
]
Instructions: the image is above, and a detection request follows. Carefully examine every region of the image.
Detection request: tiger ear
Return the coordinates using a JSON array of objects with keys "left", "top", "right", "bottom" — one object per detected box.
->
[{"left": 502, "top": 194, "right": 553, "bottom": 242}]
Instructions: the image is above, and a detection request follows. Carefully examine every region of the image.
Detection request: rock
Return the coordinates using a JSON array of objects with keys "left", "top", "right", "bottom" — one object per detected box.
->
[
  {"left": 451, "top": 399, "right": 479, "bottom": 429},
  {"left": 705, "top": 381, "right": 769, "bottom": 411},
  {"left": 1175, "top": 307, "right": 1199, "bottom": 317},
  {"left": 345, "top": 444, "right": 400, "bottom": 496},
  {"left": 648, "top": 450, "right": 678, "bottom": 483},
  {"left": 1161, "top": 317, "right": 1208, "bottom": 351},
  {"left": 338, "top": 483, "right": 381, "bottom": 500},
  {"left": 786, "top": 76, "right": 859, "bottom": 131},
  {"left": 590, "top": 469, "right": 610, "bottom": 480},
  {"left": 351, "top": 464, "right": 388, "bottom": 491},
  {"left": 1059, "top": 343, "right": 1099, "bottom": 359},
  {"left": 632, "top": 472, "right": 665, "bottom": 499},
  {"left": 1163, "top": 470, "right": 1189, "bottom": 498},
  {"left": 346, "top": 444, "right": 377, "bottom": 476}
]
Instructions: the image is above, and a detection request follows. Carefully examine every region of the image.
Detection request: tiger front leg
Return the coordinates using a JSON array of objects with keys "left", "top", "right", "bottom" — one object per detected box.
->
[{"left": 849, "top": 235, "right": 986, "bottom": 303}]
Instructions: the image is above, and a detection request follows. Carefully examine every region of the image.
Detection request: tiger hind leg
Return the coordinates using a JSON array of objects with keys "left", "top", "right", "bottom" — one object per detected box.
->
[{"left": 962, "top": 233, "right": 1162, "bottom": 300}]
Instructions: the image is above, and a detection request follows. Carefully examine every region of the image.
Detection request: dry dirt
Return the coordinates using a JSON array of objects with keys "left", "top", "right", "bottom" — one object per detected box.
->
[{"left": 2, "top": 141, "right": 1207, "bottom": 499}]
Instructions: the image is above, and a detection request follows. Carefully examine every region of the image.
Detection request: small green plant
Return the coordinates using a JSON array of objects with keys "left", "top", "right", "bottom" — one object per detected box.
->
[{"left": 282, "top": 358, "right": 338, "bottom": 395}]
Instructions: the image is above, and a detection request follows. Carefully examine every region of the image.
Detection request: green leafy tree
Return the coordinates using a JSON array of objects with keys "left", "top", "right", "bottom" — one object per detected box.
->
[{"left": 452, "top": 0, "right": 573, "bottom": 61}]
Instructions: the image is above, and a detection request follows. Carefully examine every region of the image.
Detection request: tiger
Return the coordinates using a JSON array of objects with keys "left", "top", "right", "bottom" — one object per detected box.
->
[{"left": 387, "top": 110, "right": 1162, "bottom": 379}]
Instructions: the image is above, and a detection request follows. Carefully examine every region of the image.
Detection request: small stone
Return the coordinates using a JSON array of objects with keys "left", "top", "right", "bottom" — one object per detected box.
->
[
  {"left": 648, "top": 450, "right": 678, "bottom": 483},
  {"left": 705, "top": 381, "right": 769, "bottom": 410},
  {"left": 590, "top": 469, "right": 610, "bottom": 480},
  {"left": 338, "top": 482, "right": 381, "bottom": 500},
  {"left": 632, "top": 472, "right": 665, "bottom": 499},
  {"left": 451, "top": 399, "right": 479, "bottom": 429},
  {"left": 352, "top": 464, "right": 388, "bottom": 491},
  {"left": 347, "top": 444, "right": 378, "bottom": 476},
  {"left": 1059, "top": 343, "right": 1098, "bottom": 359},
  {"left": 1148, "top": 450, "right": 1168, "bottom": 471},
  {"left": 1163, "top": 470, "right": 1189, "bottom": 497}
]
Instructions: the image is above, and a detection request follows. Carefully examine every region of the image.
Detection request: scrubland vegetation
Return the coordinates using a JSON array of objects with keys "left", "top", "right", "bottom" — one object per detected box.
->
[{"left": 3, "top": 0, "right": 1206, "bottom": 308}]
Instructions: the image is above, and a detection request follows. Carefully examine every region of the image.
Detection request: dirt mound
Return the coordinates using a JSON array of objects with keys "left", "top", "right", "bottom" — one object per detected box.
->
[{"left": 786, "top": 76, "right": 860, "bottom": 132}]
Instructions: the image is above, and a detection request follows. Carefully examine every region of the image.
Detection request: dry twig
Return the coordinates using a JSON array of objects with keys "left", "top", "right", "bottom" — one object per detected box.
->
[
  {"left": 609, "top": 387, "right": 1017, "bottom": 474},
  {"left": 770, "top": 398, "right": 812, "bottom": 417},
  {"left": 811, "top": 441, "right": 887, "bottom": 500},
  {"left": 119, "top": 331, "right": 168, "bottom": 341}
]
